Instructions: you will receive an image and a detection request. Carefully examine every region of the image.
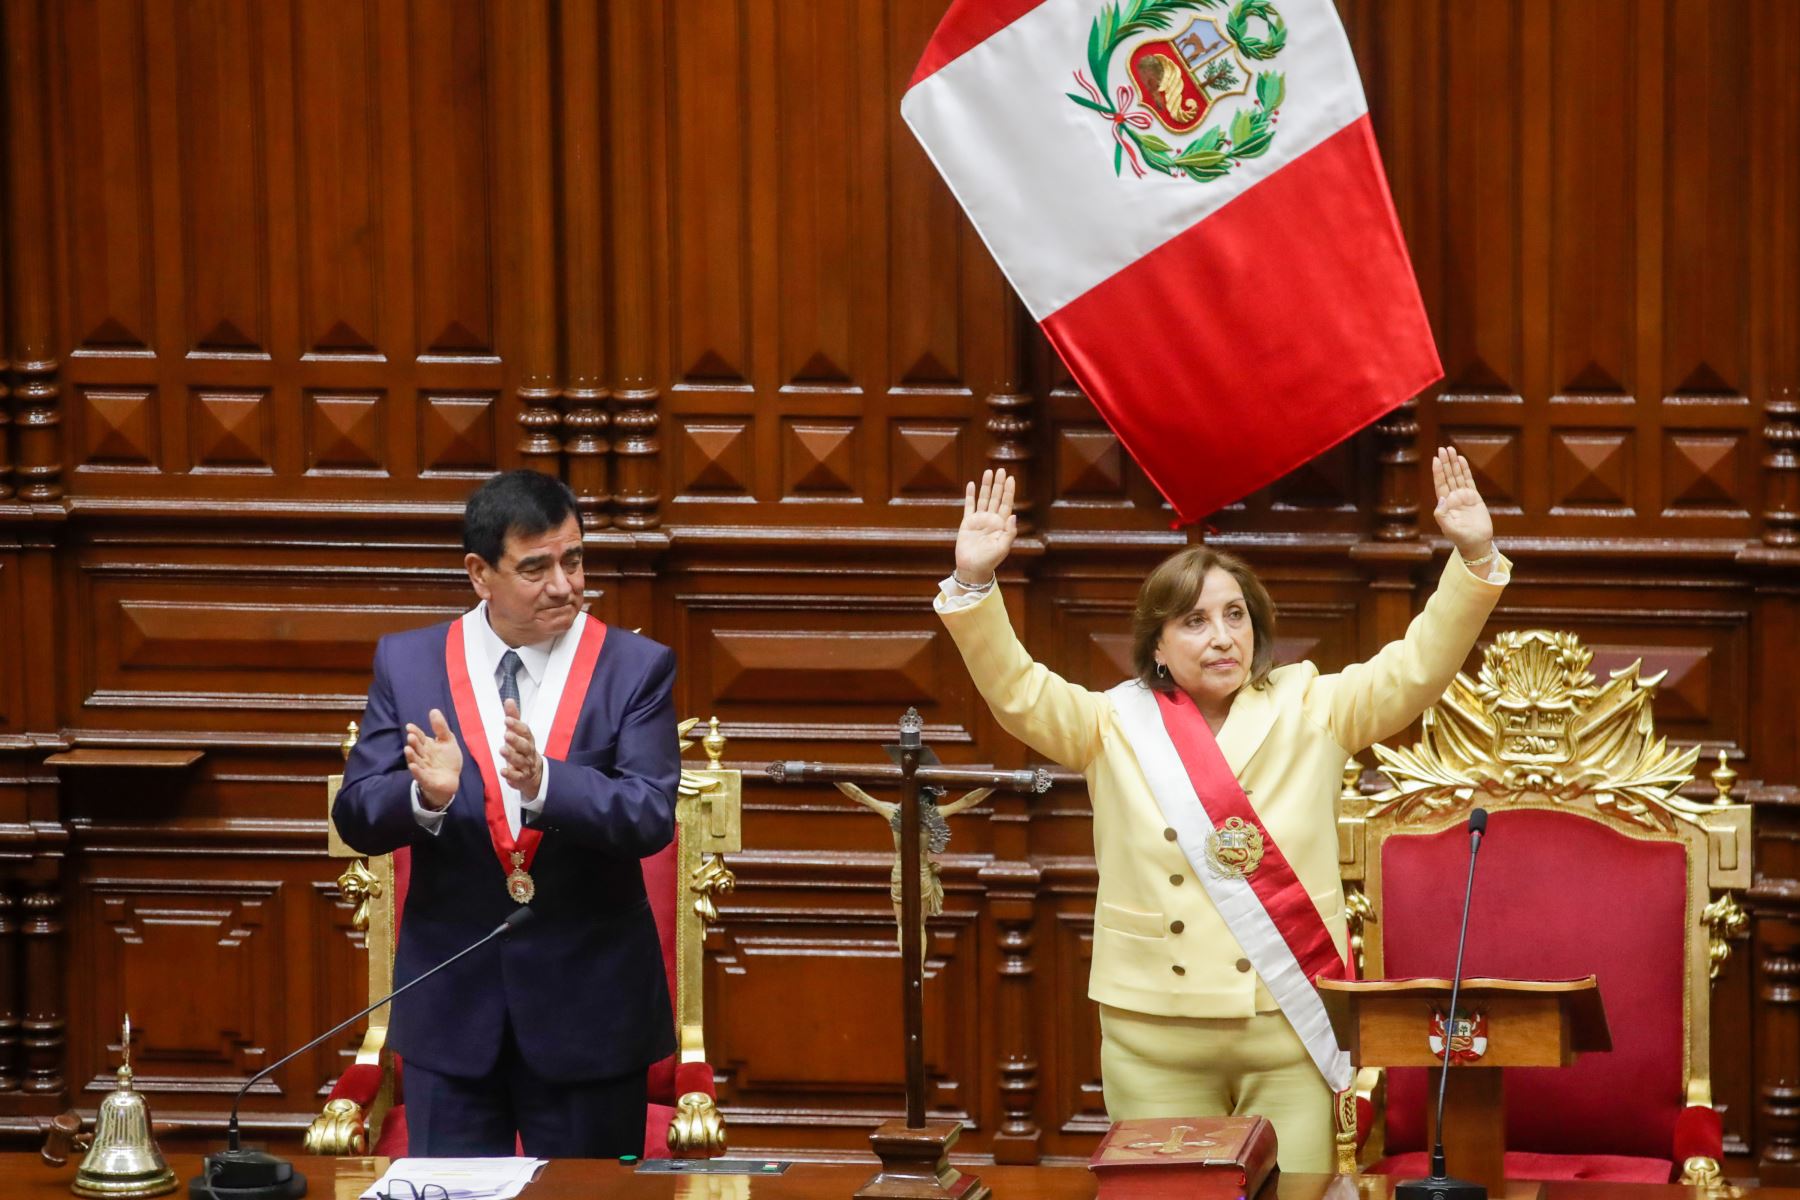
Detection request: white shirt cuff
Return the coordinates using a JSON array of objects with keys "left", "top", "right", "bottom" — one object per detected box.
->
[
  {"left": 935, "top": 572, "right": 993, "bottom": 613},
  {"left": 521, "top": 781, "right": 547, "bottom": 816},
  {"left": 410, "top": 780, "right": 450, "bottom": 835}
]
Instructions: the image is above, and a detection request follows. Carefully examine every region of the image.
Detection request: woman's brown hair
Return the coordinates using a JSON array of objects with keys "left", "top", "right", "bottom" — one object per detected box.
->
[{"left": 1131, "top": 546, "right": 1278, "bottom": 693}]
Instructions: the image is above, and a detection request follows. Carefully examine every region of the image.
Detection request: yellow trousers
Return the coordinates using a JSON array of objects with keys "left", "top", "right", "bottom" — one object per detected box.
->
[{"left": 1099, "top": 1004, "right": 1334, "bottom": 1172}]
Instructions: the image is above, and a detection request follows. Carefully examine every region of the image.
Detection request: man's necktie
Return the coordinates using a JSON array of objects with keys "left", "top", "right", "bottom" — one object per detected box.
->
[{"left": 498, "top": 649, "right": 523, "bottom": 712}]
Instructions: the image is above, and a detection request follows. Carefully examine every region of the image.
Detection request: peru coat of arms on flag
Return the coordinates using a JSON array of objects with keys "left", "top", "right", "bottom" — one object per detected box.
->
[{"left": 902, "top": 0, "right": 1442, "bottom": 523}]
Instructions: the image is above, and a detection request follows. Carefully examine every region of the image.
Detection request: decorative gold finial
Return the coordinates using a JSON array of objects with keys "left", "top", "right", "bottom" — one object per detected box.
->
[
  {"left": 340, "top": 721, "right": 359, "bottom": 762},
  {"left": 703, "top": 716, "right": 726, "bottom": 767},
  {"left": 1341, "top": 761, "right": 1362, "bottom": 802},
  {"left": 1710, "top": 749, "right": 1737, "bottom": 807}
]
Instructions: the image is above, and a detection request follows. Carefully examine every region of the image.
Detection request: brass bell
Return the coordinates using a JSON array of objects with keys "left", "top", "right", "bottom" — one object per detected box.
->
[{"left": 73, "top": 1016, "right": 177, "bottom": 1198}]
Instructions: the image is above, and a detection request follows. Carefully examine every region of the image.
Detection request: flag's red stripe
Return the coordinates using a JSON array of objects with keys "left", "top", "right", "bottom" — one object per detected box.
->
[
  {"left": 1039, "top": 116, "right": 1441, "bottom": 524},
  {"left": 1153, "top": 690, "right": 1345, "bottom": 983},
  {"left": 908, "top": 0, "right": 1052, "bottom": 90}
]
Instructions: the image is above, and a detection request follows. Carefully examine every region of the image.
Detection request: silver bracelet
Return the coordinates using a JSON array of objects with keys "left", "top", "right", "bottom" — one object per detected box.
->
[
  {"left": 1460, "top": 543, "right": 1499, "bottom": 568},
  {"left": 952, "top": 571, "right": 996, "bottom": 593}
]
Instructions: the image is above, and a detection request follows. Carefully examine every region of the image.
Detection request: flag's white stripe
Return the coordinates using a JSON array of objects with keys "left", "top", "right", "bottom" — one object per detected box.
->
[
  {"left": 902, "top": 0, "right": 1368, "bottom": 322},
  {"left": 1108, "top": 681, "right": 1353, "bottom": 1092}
]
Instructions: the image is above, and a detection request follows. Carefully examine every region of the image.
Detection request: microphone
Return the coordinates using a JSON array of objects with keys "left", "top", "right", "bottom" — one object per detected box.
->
[
  {"left": 193, "top": 906, "right": 535, "bottom": 1199},
  {"left": 1396, "top": 807, "right": 1490, "bottom": 1200}
]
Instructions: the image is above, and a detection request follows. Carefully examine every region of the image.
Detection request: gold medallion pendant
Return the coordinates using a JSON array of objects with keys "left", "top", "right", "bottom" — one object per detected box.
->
[
  {"left": 1204, "top": 815, "right": 1265, "bottom": 879},
  {"left": 506, "top": 850, "right": 536, "bottom": 904}
]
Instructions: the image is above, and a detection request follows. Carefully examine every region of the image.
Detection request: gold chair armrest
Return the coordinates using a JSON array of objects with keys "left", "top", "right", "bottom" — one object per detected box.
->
[
  {"left": 303, "top": 1098, "right": 368, "bottom": 1156},
  {"left": 668, "top": 1092, "right": 728, "bottom": 1158}
]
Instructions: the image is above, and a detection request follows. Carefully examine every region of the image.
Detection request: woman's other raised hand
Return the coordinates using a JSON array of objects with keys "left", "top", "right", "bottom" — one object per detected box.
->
[
  {"left": 1431, "top": 446, "right": 1496, "bottom": 567},
  {"left": 954, "top": 468, "right": 1017, "bottom": 586}
]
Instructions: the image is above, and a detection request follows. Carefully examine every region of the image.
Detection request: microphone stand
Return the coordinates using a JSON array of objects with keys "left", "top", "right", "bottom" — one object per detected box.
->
[
  {"left": 192, "top": 907, "right": 535, "bottom": 1199},
  {"left": 1397, "top": 810, "right": 1489, "bottom": 1200}
]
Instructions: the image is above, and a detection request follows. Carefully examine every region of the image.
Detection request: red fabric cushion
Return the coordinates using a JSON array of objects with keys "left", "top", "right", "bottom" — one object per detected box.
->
[
  {"left": 1379, "top": 809, "right": 1688, "bottom": 1158},
  {"left": 1673, "top": 1104, "right": 1723, "bottom": 1162},
  {"left": 393, "top": 846, "right": 411, "bottom": 927},
  {"left": 675, "top": 1060, "right": 716, "bottom": 1099},
  {"left": 372, "top": 1105, "right": 408, "bottom": 1157},
  {"left": 1375, "top": 1150, "right": 1674, "bottom": 1184},
  {"left": 644, "top": 1104, "right": 675, "bottom": 1159},
  {"left": 326, "top": 1062, "right": 383, "bottom": 1106},
  {"left": 641, "top": 831, "right": 682, "bottom": 1104}
]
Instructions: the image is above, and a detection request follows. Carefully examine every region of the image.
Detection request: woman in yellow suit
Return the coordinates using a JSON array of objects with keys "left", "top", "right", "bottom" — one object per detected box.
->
[{"left": 938, "top": 449, "right": 1506, "bottom": 1170}]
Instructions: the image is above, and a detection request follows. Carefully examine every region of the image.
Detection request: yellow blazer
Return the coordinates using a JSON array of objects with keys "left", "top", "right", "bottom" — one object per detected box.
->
[{"left": 939, "top": 554, "right": 1508, "bottom": 1020}]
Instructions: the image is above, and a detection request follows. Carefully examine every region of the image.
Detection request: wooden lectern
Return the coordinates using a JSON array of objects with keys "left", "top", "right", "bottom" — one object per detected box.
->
[{"left": 1317, "top": 976, "right": 1611, "bottom": 1194}]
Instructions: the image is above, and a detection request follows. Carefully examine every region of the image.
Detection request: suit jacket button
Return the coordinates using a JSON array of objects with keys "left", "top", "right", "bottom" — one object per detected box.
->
[
  {"left": 1170, "top": 873, "right": 1184, "bottom": 886},
  {"left": 1172, "top": 965, "right": 1186, "bottom": 976},
  {"left": 1170, "top": 920, "right": 1184, "bottom": 934},
  {"left": 1163, "top": 827, "right": 1178, "bottom": 841},
  {"left": 1235, "top": 958, "right": 1252, "bottom": 973}
]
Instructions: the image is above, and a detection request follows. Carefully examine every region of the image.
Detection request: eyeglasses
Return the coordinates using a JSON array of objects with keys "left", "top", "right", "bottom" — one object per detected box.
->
[{"left": 373, "top": 1181, "right": 451, "bottom": 1200}]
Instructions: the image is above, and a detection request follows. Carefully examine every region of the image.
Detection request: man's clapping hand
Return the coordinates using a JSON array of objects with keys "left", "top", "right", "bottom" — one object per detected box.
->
[
  {"left": 500, "top": 699, "right": 544, "bottom": 800},
  {"left": 405, "top": 708, "right": 463, "bottom": 810}
]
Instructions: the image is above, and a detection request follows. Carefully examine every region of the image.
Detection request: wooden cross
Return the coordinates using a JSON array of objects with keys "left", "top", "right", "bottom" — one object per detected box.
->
[{"left": 767, "top": 708, "right": 1051, "bottom": 1128}]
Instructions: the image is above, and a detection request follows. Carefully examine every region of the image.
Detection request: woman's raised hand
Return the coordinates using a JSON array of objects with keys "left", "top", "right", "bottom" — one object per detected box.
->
[
  {"left": 955, "top": 468, "right": 1017, "bottom": 585},
  {"left": 1431, "top": 446, "right": 1494, "bottom": 560}
]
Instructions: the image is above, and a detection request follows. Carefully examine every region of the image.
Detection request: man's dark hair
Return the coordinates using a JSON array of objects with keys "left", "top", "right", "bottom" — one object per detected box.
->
[{"left": 463, "top": 470, "right": 580, "bottom": 565}]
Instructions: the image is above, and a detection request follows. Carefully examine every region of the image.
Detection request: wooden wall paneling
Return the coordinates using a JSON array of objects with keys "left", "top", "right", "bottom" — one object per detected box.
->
[
  {"left": 289, "top": 0, "right": 394, "bottom": 486},
  {"left": 604, "top": 0, "right": 666, "bottom": 533},
  {"left": 56, "top": 0, "right": 157, "bottom": 487},
  {"left": 556, "top": 0, "right": 610, "bottom": 529},
  {"left": 0, "top": 46, "right": 11, "bottom": 504},
  {"left": 703, "top": 875, "right": 985, "bottom": 1152},
  {"left": 63, "top": 540, "right": 470, "bottom": 738},
  {"left": 62, "top": 832, "right": 357, "bottom": 1137},
  {"left": 1047, "top": 899, "right": 1105, "bottom": 1153},
  {"left": 490, "top": 0, "right": 559, "bottom": 477},
  {"left": 1750, "top": 853, "right": 1800, "bottom": 1184},
  {"left": 5, "top": 0, "right": 61, "bottom": 504},
  {"left": 410, "top": 0, "right": 505, "bottom": 493}
]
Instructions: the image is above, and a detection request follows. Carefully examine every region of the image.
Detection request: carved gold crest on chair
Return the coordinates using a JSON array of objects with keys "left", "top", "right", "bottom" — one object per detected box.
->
[{"left": 1367, "top": 630, "right": 1697, "bottom": 831}]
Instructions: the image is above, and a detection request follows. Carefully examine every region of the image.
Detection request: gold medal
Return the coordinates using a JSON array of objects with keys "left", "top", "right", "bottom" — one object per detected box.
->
[
  {"left": 505, "top": 850, "right": 535, "bottom": 904},
  {"left": 1204, "top": 815, "right": 1265, "bottom": 879}
]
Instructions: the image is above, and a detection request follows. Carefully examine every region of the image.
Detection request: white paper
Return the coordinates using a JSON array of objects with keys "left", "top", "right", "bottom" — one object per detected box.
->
[{"left": 359, "top": 1157, "right": 546, "bottom": 1200}]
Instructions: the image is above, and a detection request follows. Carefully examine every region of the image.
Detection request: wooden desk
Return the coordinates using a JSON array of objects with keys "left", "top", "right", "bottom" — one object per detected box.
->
[{"left": 9, "top": 1154, "right": 1787, "bottom": 1200}]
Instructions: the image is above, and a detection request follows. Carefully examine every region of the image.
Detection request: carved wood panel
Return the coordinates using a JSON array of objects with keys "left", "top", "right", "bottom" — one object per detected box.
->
[{"left": 0, "top": 0, "right": 1795, "bottom": 1173}]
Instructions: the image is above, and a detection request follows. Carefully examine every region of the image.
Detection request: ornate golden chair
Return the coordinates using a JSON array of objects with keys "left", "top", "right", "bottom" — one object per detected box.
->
[
  {"left": 1334, "top": 630, "right": 1750, "bottom": 1184},
  {"left": 305, "top": 717, "right": 740, "bottom": 1158}
]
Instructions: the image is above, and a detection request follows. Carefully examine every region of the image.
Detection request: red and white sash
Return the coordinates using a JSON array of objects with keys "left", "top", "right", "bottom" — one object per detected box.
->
[
  {"left": 1108, "top": 680, "right": 1352, "bottom": 1091},
  {"left": 445, "top": 609, "right": 607, "bottom": 883}
]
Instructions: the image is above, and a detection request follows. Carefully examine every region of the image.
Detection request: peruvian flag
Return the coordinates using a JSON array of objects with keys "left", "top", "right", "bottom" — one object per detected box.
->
[{"left": 902, "top": 0, "right": 1441, "bottom": 523}]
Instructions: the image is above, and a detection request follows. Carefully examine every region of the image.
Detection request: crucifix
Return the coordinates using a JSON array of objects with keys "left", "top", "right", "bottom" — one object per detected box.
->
[{"left": 768, "top": 707, "right": 1052, "bottom": 1200}]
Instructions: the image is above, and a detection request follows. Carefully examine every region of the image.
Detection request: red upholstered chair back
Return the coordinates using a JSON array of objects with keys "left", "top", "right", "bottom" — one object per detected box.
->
[
  {"left": 1336, "top": 630, "right": 1753, "bottom": 1170},
  {"left": 1378, "top": 810, "right": 1685, "bottom": 1156},
  {"left": 641, "top": 837, "right": 681, "bottom": 1105}
]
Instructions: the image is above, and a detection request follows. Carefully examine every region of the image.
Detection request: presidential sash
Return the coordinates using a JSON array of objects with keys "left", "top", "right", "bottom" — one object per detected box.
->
[
  {"left": 1107, "top": 680, "right": 1352, "bottom": 1091},
  {"left": 445, "top": 609, "right": 607, "bottom": 901}
]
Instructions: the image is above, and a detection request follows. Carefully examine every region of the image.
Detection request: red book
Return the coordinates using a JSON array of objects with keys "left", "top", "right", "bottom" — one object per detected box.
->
[{"left": 1088, "top": 1115, "right": 1279, "bottom": 1200}]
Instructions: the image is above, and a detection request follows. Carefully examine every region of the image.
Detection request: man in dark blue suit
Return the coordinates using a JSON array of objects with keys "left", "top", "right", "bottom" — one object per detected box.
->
[{"left": 332, "top": 469, "right": 678, "bottom": 1157}]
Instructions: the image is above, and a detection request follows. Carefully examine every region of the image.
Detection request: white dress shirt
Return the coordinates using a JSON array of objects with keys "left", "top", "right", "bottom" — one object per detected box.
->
[{"left": 412, "top": 601, "right": 561, "bottom": 836}]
